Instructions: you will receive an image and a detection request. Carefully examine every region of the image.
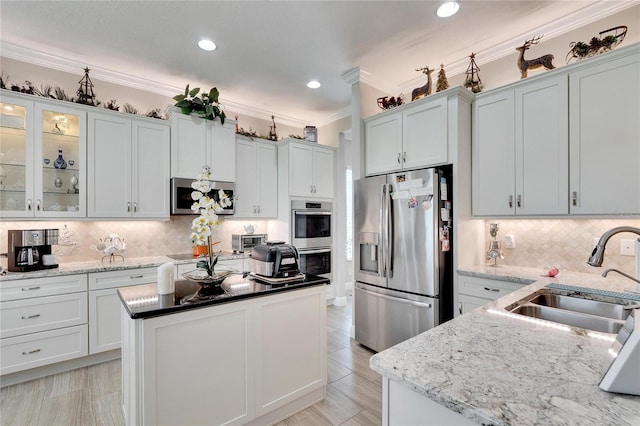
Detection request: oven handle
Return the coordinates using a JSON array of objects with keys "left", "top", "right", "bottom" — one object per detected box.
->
[
  {"left": 294, "top": 211, "right": 332, "bottom": 216},
  {"left": 298, "top": 248, "right": 332, "bottom": 255}
]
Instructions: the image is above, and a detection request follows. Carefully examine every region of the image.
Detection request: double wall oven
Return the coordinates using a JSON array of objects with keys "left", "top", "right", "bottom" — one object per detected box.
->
[{"left": 291, "top": 200, "right": 332, "bottom": 281}]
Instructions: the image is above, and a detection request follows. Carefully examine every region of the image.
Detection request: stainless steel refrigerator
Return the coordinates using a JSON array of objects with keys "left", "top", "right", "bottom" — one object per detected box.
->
[{"left": 354, "top": 167, "right": 453, "bottom": 352}]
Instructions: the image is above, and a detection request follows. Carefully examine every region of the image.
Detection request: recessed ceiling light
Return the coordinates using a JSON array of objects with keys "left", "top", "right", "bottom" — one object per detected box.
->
[
  {"left": 437, "top": 1, "right": 460, "bottom": 18},
  {"left": 198, "top": 39, "right": 217, "bottom": 51},
  {"left": 307, "top": 80, "right": 321, "bottom": 89}
]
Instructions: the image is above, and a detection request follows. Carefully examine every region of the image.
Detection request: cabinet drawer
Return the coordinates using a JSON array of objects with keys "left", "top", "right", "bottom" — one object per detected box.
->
[
  {"left": 89, "top": 267, "right": 157, "bottom": 290},
  {"left": 0, "top": 293, "right": 88, "bottom": 338},
  {"left": 0, "top": 324, "right": 88, "bottom": 375},
  {"left": 458, "top": 276, "right": 525, "bottom": 301},
  {"left": 0, "top": 274, "right": 88, "bottom": 302}
]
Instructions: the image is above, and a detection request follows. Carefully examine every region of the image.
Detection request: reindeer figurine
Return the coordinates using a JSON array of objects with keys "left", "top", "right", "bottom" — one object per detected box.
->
[
  {"left": 411, "top": 66, "right": 434, "bottom": 101},
  {"left": 516, "top": 35, "right": 556, "bottom": 79}
]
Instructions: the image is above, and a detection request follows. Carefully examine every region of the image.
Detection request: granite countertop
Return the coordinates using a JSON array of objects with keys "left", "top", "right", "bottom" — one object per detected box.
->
[
  {"left": 118, "top": 273, "right": 329, "bottom": 319},
  {"left": 0, "top": 252, "right": 249, "bottom": 281},
  {"left": 370, "top": 266, "right": 640, "bottom": 425}
]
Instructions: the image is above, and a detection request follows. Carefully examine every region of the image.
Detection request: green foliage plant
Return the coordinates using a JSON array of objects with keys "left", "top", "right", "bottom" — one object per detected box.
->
[{"left": 173, "top": 84, "right": 226, "bottom": 125}]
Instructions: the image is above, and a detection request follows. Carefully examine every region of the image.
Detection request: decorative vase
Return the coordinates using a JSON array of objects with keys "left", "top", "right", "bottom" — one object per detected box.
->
[
  {"left": 192, "top": 244, "right": 209, "bottom": 257},
  {"left": 53, "top": 149, "right": 67, "bottom": 169}
]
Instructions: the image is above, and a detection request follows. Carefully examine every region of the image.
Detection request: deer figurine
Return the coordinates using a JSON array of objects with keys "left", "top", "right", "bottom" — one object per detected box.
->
[
  {"left": 411, "top": 66, "right": 434, "bottom": 101},
  {"left": 516, "top": 35, "right": 556, "bottom": 79}
]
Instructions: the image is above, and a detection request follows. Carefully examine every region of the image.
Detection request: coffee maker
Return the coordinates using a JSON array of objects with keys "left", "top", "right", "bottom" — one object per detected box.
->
[{"left": 8, "top": 229, "right": 59, "bottom": 272}]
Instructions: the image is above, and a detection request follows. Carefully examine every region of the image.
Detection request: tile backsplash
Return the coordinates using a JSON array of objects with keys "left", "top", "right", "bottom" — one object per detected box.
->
[
  {"left": 0, "top": 218, "right": 269, "bottom": 263},
  {"left": 484, "top": 219, "right": 640, "bottom": 275}
]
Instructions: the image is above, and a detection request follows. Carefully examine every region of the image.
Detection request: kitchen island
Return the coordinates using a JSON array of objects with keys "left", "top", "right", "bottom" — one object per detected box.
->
[
  {"left": 118, "top": 273, "right": 329, "bottom": 426},
  {"left": 370, "top": 268, "right": 640, "bottom": 425}
]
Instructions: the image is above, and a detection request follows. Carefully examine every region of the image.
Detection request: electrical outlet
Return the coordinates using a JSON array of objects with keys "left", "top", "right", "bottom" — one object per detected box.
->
[{"left": 621, "top": 239, "right": 636, "bottom": 256}]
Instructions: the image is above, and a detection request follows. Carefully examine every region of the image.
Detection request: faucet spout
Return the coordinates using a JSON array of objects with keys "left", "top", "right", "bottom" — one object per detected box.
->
[
  {"left": 587, "top": 226, "right": 640, "bottom": 267},
  {"left": 602, "top": 268, "right": 640, "bottom": 285}
]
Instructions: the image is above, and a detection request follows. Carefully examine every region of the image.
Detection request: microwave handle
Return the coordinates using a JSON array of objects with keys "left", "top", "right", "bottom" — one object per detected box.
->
[
  {"left": 294, "top": 211, "right": 331, "bottom": 216},
  {"left": 298, "top": 248, "right": 331, "bottom": 255}
]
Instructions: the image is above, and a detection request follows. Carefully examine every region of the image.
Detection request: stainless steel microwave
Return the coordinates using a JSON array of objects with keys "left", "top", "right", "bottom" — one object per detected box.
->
[{"left": 170, "top": 178, "right": 235, "bottom": 215}]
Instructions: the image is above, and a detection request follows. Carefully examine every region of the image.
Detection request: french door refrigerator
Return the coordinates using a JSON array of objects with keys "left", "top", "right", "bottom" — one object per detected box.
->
[{"left": 354, "top": 167, "right": 453, "bottom": 352}]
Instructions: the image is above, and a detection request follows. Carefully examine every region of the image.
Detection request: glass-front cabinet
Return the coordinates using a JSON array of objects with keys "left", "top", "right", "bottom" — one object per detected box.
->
[{"left": 0, "top": 92, "right": 86, "bottom": 218}]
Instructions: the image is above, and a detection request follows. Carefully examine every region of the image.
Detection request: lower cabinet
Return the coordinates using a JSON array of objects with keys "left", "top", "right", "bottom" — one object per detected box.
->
[
  {"left": 122, "top": 285, "right": 326, "bottom": 426},
  {"left": 88, "top": 268, "right": 157, "bottom": 354},
  {"left": 457, "top": 274, "right": 528, "bottom": 316}
]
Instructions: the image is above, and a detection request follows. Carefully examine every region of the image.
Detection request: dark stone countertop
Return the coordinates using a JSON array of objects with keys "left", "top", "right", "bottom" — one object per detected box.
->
[{"left": 118, "top": 273, "right": 329, "bottom": 319}]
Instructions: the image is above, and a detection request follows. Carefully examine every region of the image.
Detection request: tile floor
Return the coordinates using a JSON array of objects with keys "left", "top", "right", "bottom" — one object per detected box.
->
[{"left": 0, "top": 299, "right": 382, "bottom": 425}]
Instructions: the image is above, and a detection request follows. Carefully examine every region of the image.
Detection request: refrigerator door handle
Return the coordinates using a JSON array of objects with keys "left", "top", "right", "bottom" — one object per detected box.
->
[
  {"left": 380, "top": 183, "right": 387, "bottom": 278},
  {"left": 359, "top": 286, "right": 432, "bottom": 309},
  {"left": 387, "top": 183, "right": 394, "bottom": 278}
]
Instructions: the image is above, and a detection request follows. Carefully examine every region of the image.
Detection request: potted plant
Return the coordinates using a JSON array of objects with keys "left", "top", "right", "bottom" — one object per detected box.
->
[{"left": 173, "top": 84, "right": 226, "bottom": 124}]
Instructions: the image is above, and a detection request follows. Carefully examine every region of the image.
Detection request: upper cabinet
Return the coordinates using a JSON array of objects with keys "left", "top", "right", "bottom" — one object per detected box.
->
[
  {"left": 364, "top": 93, "right": 451, "bottom": 176},
  {"left": 282, "top": 139, "right": 335, "bottom": 199},
  {"left": 568, "top": 47, "right": 640, "bottom": 216},
  {"left": 234, "top": 137, "right": 278, "bottom": 218},
  {"left": 168, "top": 108, "right": 236, "bottom": 182},
  {"left": 0, "top": 92, "right": 87, "bottom": 219},
  {"left": 472, "top": 75, "right": 568, "bottom": 216},
  {"left": 87, "top": 111, "right": 170, "bottom": 218}
]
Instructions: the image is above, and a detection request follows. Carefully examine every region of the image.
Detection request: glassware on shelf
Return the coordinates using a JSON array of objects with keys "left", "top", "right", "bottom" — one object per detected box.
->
[
  {"left": 53, "top": 149, "right": 67, "bottom": 169},
  {"left": 43, "top": 158, "right": 50, "bottom": 165},
  {"left": 70, "top": 174, "right": 79, "bottom": 193},
  {"left": 68, "top": 159, "right": 75, "bottom": 166},
  {"left": 54, "top": 177, "right": 63, "bottom": 188}
]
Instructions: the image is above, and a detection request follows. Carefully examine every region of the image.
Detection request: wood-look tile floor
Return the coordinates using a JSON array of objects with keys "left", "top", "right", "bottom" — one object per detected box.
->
[{"left": 0, "top": 299, "right": 382, "bottom": 426}]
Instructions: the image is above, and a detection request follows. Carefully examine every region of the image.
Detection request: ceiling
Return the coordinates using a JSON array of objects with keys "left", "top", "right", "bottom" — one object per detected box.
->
[{"left": 0, "top": 1, "right": 631, "bottom": 127}]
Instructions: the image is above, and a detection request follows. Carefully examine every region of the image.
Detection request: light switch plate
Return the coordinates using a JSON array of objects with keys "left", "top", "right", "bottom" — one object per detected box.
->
[{"left": 621, "top": 239, "right": 636, "bottom": 256}]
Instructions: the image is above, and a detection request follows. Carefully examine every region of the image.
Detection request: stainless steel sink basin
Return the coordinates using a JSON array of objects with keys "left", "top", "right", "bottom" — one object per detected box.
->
[
  {"left": 507, "top": 290, "right": 633, "bottom": 334},
  {"left": 526, "top": 294, "right": 628, "bottom": 320},
  {"left": 510, "top": 304, "right": 626, "bottom": 334}
]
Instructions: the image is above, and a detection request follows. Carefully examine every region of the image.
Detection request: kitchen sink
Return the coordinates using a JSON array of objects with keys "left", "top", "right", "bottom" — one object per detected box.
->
[{"left": 507, "top": 290, "right": 633, "bottom": 334}]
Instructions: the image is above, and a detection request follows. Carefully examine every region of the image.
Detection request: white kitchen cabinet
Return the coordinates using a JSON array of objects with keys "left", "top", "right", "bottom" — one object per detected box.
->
[
  {"left": 472, "top": 74, "right": 568, "bottom": 216},
  {"left": 169, "top": 108, "right": 236, "bottom": 181},
  {"left": 234, "top": 137, "right": 277, "bottom": 218},
  {"left": 121, "top": 284, "right": 326, "bottom": 426},
  {"left": 88, "top": 268, "right": 157, "bottom": 354},
  {"left": 364, "top": 93, "right": 449, "bottom": 176},
  {"left": 457, "top": 274, "right": 527, "bottom": 316},
  {"left": 284, "top": 139, "right": 335, "bottom": 198},
  {"left": 569, "top": 47, "right": 640, "bottom": 215},
  {"left": 87, "top": 111, "right": 170, "bottom": 218},
  {"left": 0, "top": 91, "right": 87, "bottom": 218},
  {"left": 0, "top": 274, "right": 88, "bottom": 375}
]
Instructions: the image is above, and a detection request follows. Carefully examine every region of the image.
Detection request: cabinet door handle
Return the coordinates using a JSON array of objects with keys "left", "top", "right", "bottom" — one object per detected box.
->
[
  {"left": 508, "top": 195, "right": 513, "bottom": 208},
  {"left": 397, "top": 153, "right": 401, "bottom": 164},
  {"left": 129, "top": 275, "right": 143, "bottom": 279},
  {"left": 516, "top": 194, "right": 522, "bottom": 208},
  {"left": 458, "top": 302, "right": 463, "bottom": 315},
  {"left": 127, "top": 202, "right": 131, "bottom": 212},
  {"left": 22, "top": 349, "right": 41, "bottom": 355},
  {"left": 21, "top": 313, "right": 41, "bottom": 320},
  {"left": 572, "top": 191, "right": 577, "bottom": 207},
  {"left": 133, "top": 202, "right": 137, "bottom": 212},
  {"left": 403, "top": 152, "right": 406, "bottom": 163},
  {"left": 484, "top": 287, "right": 500, "bottom": 292},
  {"left": 257, "top": 205, "right": 261, "bottom": 214},
  {"left": 36, "top": 199, "right": 41, "bottom": 211},
  {"left": 21, "top": 286, "right": 41, "bottom": 291},
  {"left": 27, "top": 199, "right": 32, "bottom": 211}
]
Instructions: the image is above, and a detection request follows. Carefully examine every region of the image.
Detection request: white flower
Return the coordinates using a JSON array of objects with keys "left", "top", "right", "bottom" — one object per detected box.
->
[{"left": 189, "top": 165, "right": 234, "bottom": 248}]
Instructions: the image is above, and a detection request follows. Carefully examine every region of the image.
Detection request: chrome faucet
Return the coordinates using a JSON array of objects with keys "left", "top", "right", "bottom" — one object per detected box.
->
[
  {"left": 588, "top": 226, "right": 640, "bottom": 267},
  {"left": 602, "top": 268, "right": 640, "bottom": 285}
]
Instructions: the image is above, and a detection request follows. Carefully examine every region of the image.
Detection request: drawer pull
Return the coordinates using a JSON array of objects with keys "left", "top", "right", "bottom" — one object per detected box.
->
[
  {"left": 21, "top": 286, "right": 41, "bottom": 291},
  {"left": 458, "top": 302, "right": 463, "bottom": 315},
  {"left": 483, "top": 287, "right": 500, "bottom": 292},
  {"left": 22, "top": 349, "right": 41, "bottom": 355},
  {"left": 130, "top": 275, "right": 144, "bottom": 279},
  {"left": 21, "top": 314, "right": 41, "bottom": 319}
]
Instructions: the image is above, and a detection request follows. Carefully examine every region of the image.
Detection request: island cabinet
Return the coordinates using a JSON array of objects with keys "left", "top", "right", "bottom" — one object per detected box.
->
[
  {"left": 472, "top": 74, "right": 568, "bottom": 216},
  {"left": 121, "top": 284, "right": 326, "bottom": 426},
  {"left": 234, "top": 137, "right": 278, "bottom": 218},
  {"left": 88, "top": 268, "right": 157, "bottom": 354},
  {"left": 279, "top": 139, "right": 335, "bottom": 199},
  {"left": 364, "top": 89, "right": 467, "bottom": 176},
  {"left": 168, "top": 107, "right": 236, "bottom": 181},
  {"left": 87, "top": 111, "right": 170, "bottom": 218},
  {"left": 0, "top": 274, "right": 88, "bottom": 376},
  {"left": 0, "top": 91, "right": 87, "bottom": 219},
  {"left": 568, "top": 47, "right": 640, "bottom": 215},
  {"left": 457, "top": 274, "right": 528, "bottom": 316}
]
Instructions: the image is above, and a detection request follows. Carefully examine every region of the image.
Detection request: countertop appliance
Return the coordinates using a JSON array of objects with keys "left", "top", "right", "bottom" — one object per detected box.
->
[
  {"left": 249, "top": 242, "right": 300, "bottom": 279},
  {"left": 8, "top": 229, "right": 59, "bottom": 272},
  {"left": 171, "top": 177, "right": 235, "bottom": 215},
  {"left": 354, "top": 167, "right": 453, "bottom": 352},
  {"left": 232, "top": 233, "right": 267, "bottom": 253}
]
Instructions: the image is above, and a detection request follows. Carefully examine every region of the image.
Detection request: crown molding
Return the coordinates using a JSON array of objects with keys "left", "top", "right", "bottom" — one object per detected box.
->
[
  {"left": 341, "top": 67, "right": 361, "bottom": 85},
  {"left": 395, "top": 1, "right": 637, "bottom": 94}
]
